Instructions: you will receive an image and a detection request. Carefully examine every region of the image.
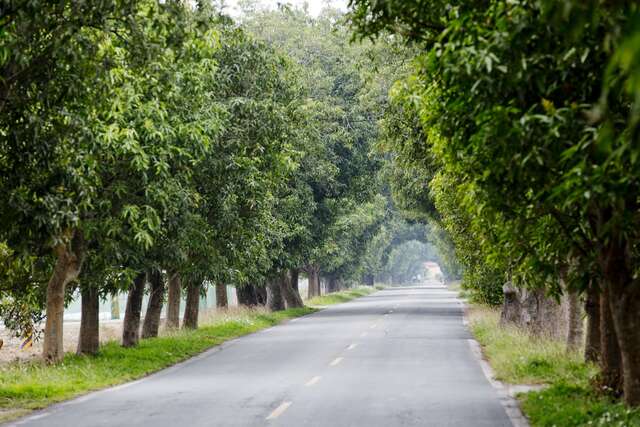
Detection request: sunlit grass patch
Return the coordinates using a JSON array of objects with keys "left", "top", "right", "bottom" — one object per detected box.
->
[
  {"left": 468, "top": 306, "right": 593, "bottom": 385},
  {"left": 466, "top": 305, "right": 640, "bottom": 426}
]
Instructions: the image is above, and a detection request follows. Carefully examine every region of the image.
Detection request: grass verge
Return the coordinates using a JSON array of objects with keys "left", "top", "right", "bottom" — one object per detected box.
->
[
  {"left": 306, "top": 286, "right": 378, "bottom": 306},
  {"left": 467, "top": 305, "right": 640, "bottom": 426},
  {"left": 0, "top": 306, "right": 314, "bottom": 423}
]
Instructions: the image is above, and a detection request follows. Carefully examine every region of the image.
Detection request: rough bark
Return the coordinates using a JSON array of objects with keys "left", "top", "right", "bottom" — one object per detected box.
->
[
  {"left": 600, "top": 284, "right": 623, "bottom": 395},
  {"left": 110, "top": 293, "right": 120, "bottom": 320},
  {"left": 142, "top": 269, "right": 165, "bottom": 339},
  {"left": 216, "top": 283, "right": 228, "bottom": 308},
  {"left": 266, "top": 278, "right": 285, "bottom": 311},
  {"left": 166, "top": 272, "right": 181, "bottom": 329},
  {"left": 584, "top": 284, "right": 601, "bottom": 363},
  {"left": 256, "top": 285, "right": 267, "bottom": 305},
  {"left": 237, "top": 284, "right": 259, "bottom": 306},
  {"left": 306, "top": 265, "right": 320, "bottom": 299},
  {"left": 77, "top": 286, "right": 99, "bottom": 355},
  {"left": 280, "top": 270, "right": 304, "bottom": 309},
  {"left": 183, "top": 281, "right": 200, "bottom": 329},
  {"left": 364, "top": 273, "right": 374, "bottom": 287},
  {"left": 43, "top": 229, "right": 86, "bottom": 362},
  {"left": 291, "top": 268, "right": 300, "bottom": 292},
  {"left": 122, "top": 272, "right": 146, "bottom": 348},
  {"left": 500, "top": 282, "right": 521, "bottom": 326},
  {"left": 566, "top": 290, "right": 584, "bottom": 352},
  {"left": 602, "top": 239, "right": 640, "bottom": 404}
]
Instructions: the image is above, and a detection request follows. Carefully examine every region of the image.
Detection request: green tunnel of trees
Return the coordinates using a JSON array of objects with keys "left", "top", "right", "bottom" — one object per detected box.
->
[
  {"left": 4, "top": 0, "right": 640, "bottom": 413},
  {"left": 0, "top": 1, "right": 448, "bottom": 364}
]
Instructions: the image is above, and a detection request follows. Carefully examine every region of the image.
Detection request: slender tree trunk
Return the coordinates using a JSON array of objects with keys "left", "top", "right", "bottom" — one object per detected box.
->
[
  {"left": 600, "top": 283, "right": 623, "bottom": 395},
  {"left": 266, "top": 277, "right": 285, "bottom": 311},
  {"left": 585, "top": 284, "right": 601, "bottom": 363},
  {"left": 110, "top": 293, "right": 120, "bottom": 320},
  {"left": 602, "top": 239, "right": 640, "bottom": 405},
  {"left": 307, "top": 266, "right": 320, "bottom": 299},
  {"left": 566, "top": 290, "right": 583, "bottom": 352},
  {"left": 183, "top": 281, "right": 200, "bottom": 329},
  {"left": 122, "top": 272, "right": 146, "bottom": 348},
  {"left": 77, "top": 286, "right": 99, "bottom": 355},
  {"left": 142, "top": 269, "right": 165, "bottom": 339},
  {"left": 166, "top": 272, "right": 181, "bottom": 329},
  {"left": 43, "top": 229, "right": 85, "bottom": 362},
  {"left": 280, "top": 270, "right": 304, "bottom": 308},
  {"left": 216, "top": 283, "right": 228, "bottom": 308},
  {"left": 291, "top": 269, "right": 300, "bottom": 292},
  {"left": 237, "top": 285, "right": 259, "bottom": 306}
]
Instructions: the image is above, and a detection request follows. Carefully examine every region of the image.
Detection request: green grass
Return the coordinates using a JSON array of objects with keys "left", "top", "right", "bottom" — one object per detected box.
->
[
  {"left": 467, "top": 305, "right": 640, "bottom": 426},
  {"left": 306, "top": 286, "right": 377, "bottom": 306},
  {"left": 0, "top": 306, "right": 314, "bottom": 422}
]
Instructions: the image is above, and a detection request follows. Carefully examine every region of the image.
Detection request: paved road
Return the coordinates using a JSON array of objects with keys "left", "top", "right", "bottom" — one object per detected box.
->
[{"left": 9, "top": 284, "right": 513, "bottom": 427}]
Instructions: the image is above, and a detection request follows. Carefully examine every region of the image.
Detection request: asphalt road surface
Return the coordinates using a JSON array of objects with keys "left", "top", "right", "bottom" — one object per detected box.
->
[{"left": 9, "top": 284, "right": 513, "bottom": 427}]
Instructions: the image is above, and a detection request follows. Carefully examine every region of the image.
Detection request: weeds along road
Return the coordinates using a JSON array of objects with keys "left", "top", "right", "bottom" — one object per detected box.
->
[{"left": 9, "top": 284, "right": 513, "bottom": 427}]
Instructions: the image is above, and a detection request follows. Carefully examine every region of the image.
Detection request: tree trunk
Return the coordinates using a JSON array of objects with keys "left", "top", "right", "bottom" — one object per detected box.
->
[
  {"left": 110, "top": 293, "right": 120, "bottom": 320},
  {"left": 327, "top": 276, "right": 338, "bottom": 293},
  {"left": 307, "top": 265, "right": 320, "bottom": 298},
  {"left": 291, "top": 268, "right": 300, "bottom": 292},
  {"left": 584, "top": 284, "right": 601, "bottom": 363},
  {"left": 216, "top": 283, "right": 228, "bottom": 308},
  {"left": 166, "top": 272, "right": 181, "bottom": 329},
  {"left": 600, "top": 283, "right": 623, "bottom": 396},
  {"left": 237, "top": 285, "right": 259, "bottom": 306},
  {"left": 602, "top": 239, "right": 640, "bottom": 405},
  {"left": 183, "top": 281, "right": 200, "bottom": 329},
  {"left": 364, "top": 273, "right": 374, "bottom": 287},
  {"left": 142, "top": 269, "right": 164, "bottom": 339},
  {"left": 77, "top": 286, "right": 99, "bottom": 355},
  {"left": 280, "top": 270, "right": 304, "bottom": 308},
  {"left": 266, "top": 277, "right": 285, "bottom": 311},
  {"left": 566, "top": 290, "right": 583, "bottom": 352},
  {"left": 256, "top": 285, "right": 267, "bottom": 305},
  {"left": 43, "top": 229, "right": 86, "bottom": 362},
  {"left": 122, "top": 272, "right": 146, "bottom": 348},
  {"left": 500, "top": 281, "right": 521, "bottom": 326}
]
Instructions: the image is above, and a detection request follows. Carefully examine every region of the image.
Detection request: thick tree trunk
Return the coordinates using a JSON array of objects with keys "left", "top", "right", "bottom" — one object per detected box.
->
[
  {"left": 307, "top": 265, "right": 320, "bottom": 298},
  {"left": 183, "top": 281, "right": 200, "bottom": 329},
  {"left": 291, "top": 268, "right": 300, "bottom": 292},
  {"left": 216, "top": 283, "right": 228, "bottom": 308},
  {"left": 266, "top": 278, "right": 285, "bottom": 311},
  {"left": 43, "top": 229, "right": 85, "bottom": 362},
  {"left": 77, "top": 286, "right": 99, "bottom": 355},
  {"left": 122, "top": 272, "right": 146, "bottom": 348},
  {"left": 166, "top": 272, "right": 181, "bottom": 329},
  {"left": 363, "top": 273, "right": 374, "bottom": 287},
  {"left": 237, "top": 285, "right": 259, "bottom": 306},
  {"left": 584, "top": 284, "right": 601, "bottom": 363},
  {"left": 110, "top": 293, "right": 120, "bottom": 320},
  {"left": 280, "top": 270, "right": 304, "bottom": 308},
  {"left": 600, "top": 284, "right": 623, "bottom": 395},
  {"left": 566, "top": 290, "right": 583, "bottom": 352},
  {"left": 602, "top": 240, "right": 640, "bottom": 405},
  {"left": 256, "top": 285, "right": 267, "bottom": 305},
  {"left": 142, "top": 269, "right": 165, "bottom": 339},
  {"left": 500, "top": 282, "right": 521, "bottom": 326}
]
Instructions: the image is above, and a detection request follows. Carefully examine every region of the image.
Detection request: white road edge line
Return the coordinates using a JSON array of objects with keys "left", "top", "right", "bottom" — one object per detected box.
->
[
  {"left": 370, "top": 323, "right": 377, "bottom": 329},
  {"left": 266, "top": 401, "right": 292, "bottom": 420},
  {"left": 329, "top": 357, "right": 344, "bottom": 367},
  {"left": 347, "top": 343, "right": 358, "bottom": 350},
  {"left": 305, "top": 376, "right": 322, "bottom": 386}
]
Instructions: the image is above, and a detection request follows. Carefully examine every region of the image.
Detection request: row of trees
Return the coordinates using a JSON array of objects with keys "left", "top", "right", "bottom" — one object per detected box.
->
[
  {"left": 348, "top": 0, "right": 640, "bottom": 406},
  {"left": 0, "top": 2, "right": 411, "bottom": 362}
]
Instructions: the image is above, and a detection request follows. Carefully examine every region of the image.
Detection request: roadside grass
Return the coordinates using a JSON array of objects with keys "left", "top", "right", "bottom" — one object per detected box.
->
[
  {"left": 467, "top": 305, "right": 640, "bottom": 426},
  {"left": 306, "top": 286, "right": 377, "bottom": 306},
  {"left": 0, "top": 306, "right": 314, "bottom": 423}
]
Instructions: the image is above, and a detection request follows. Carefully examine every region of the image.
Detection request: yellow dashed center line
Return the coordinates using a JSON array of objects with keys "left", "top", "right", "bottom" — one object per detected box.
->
[
  {"left": 266, "top": 401, "right": 292, "bottom": 420},
  {"left": 329, "top": 357, "right": 344, "bottom": 367},
  {"left": 305, "top": 376, "right": 321, "bottom": 386}
]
